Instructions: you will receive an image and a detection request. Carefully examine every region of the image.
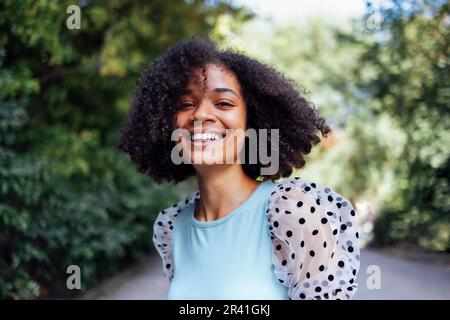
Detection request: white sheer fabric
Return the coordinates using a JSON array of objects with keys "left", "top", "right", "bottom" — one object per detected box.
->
[
  {"left": 153, "top": 177, "right": 360, "bottom": 300},
  {"left": 268, "top": 178, "right": 360, "bottom": 299}
]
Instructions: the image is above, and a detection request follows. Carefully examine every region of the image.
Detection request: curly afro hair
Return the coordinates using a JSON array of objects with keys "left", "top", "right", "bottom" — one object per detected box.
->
[{"left": 117, "top": 34, "right": 330, "bottom": 184}]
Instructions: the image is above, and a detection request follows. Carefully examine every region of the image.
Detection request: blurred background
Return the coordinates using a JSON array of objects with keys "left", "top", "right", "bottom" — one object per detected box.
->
[{"left": 0, "top": 0, "right": 448, "bottom": 300}]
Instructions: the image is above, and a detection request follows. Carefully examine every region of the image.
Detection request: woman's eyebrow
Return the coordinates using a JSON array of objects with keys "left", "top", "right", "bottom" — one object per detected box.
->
[{"left": 214, "top": 87, "right": 240, "bottom": 99}]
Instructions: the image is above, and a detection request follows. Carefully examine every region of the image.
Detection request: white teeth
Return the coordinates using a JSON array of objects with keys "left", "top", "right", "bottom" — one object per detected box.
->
[{"left": 191, "top": 133, "right": 222, "bottom": 141}]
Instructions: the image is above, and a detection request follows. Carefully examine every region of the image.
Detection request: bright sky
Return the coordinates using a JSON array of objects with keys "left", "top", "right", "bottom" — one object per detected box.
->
[{"left": 236, "top": 0, "right": 367, "bottom": 24}]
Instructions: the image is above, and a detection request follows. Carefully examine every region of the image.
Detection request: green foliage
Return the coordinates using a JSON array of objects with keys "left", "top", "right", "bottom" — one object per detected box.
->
[
  {"left": 237, "top": 19, "right": 403, "bottom": 201},
  {"left": 0, "top": 0, "right": 248, "bottom": 299},
  {"left": 354, "top": 1, "right": 450, "bottom": 251},
  {"left": 236, "top": 1, "right": 449, "bottom": 252}
]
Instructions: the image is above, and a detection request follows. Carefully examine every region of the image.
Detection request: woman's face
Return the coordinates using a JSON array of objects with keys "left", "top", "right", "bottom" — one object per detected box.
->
[{"left": 175, "top": 63, "right": 247, "bottom": 167}]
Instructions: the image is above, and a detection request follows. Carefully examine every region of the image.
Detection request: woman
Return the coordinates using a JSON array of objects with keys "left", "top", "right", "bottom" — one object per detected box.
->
[{"left": 118, "top": 35, "right": 360, "bottom": 300}]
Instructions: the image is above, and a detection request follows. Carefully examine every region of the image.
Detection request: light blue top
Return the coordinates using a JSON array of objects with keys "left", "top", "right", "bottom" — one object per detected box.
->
[{"left": 167, "top": 180, "right": 289, "bottom": 300}]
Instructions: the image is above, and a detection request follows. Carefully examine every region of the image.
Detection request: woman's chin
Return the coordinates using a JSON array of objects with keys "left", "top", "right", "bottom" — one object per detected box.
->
[
  {"left": 189, "top": 154, "right": 225, "bottom": 165},
  {"left": 182, "top": 138, "right": 243, "bottom": 165},
  {"left": 186, "top": 143, "right": 225, "bottom": 165}
]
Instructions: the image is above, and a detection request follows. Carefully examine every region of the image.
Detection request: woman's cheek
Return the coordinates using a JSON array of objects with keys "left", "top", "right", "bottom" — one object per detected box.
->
[{"left": 220, "top": 108, "right": 247, "bottom": 130}]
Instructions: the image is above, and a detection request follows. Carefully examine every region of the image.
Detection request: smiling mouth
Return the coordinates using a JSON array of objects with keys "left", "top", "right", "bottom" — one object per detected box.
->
[{"left": 190, "top": 132, "right": 224, "bottom": 142}]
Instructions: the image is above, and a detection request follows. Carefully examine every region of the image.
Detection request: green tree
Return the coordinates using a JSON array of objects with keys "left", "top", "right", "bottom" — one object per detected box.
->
[
  {"left": 353, "top": 0, "right": 450, "bottom": 251},
  {"left": 234, "top": 1, "right": 449, "bottom": 251}
]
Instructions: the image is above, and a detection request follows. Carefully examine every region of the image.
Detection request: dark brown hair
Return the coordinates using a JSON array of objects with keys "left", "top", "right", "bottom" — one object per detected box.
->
[{"left": 117, "top": 34, "right": 330, "bottom": 183}]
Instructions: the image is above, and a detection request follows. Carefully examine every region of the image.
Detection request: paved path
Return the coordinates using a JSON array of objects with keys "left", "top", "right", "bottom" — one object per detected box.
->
[
  {"left": 80, "top": 249, "right": 450, "bottom": 300},
  {"left": 354, "top": 249, "right": 450, "bottom": 299},
  {"left": 80, "top": 255, "right": 169, "bottom": 300}
]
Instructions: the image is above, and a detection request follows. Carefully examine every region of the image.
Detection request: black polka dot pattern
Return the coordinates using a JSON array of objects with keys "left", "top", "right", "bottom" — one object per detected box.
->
[
  {"left": 152, "top": 190, "right": 200, "bottom": 281},
  {"left": 267, "top": 177, "right": 360, "bottom": 300},
  {"left": 153, "top": 177, "right": 360, "bottom": 300}
]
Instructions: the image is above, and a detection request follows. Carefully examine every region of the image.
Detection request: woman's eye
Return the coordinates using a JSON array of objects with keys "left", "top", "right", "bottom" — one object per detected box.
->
[
  {"left": 216, "top": 101, "right": 234, "bottom": 107},
  {"left": 179, "top": 102, "right": 195, "bottom": 109}
]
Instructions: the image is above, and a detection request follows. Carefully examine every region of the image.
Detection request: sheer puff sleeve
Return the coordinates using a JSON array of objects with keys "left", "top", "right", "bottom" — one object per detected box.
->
[
  {"left": 267, "top": 177, "right": 360, "bottom": 300},
  {"left": 152, "top": 191, "right": 200, "bottom": 281}
]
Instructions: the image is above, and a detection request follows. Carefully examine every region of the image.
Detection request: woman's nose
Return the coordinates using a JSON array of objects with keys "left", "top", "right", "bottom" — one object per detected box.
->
[{"left": 190, "top": 101, "right": 215, "bottom": 123}]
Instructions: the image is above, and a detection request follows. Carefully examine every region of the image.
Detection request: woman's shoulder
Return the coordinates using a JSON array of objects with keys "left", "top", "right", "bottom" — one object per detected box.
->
[
  {"left": 152, "top": 190, "right": 199, "bottom": 281},
  {"left": 157, "top": 190, "right": 200, "bottom": 218},
  {"left": 269, "top": 176, "right": 343, "bottom": 198},
  {"left": 266, "top": 176, "right": 358, "bottom": 242},
  {"left": 267, "top": 176, "right": 356, "bottom": 218},
  {"left": 153, "top": 190, "right": 200, "bottom": 234}
]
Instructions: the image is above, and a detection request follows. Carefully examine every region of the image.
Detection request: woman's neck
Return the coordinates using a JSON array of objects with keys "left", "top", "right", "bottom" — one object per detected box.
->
[{"left": 194, "top": 164, "right": 261, "bottom": 222}]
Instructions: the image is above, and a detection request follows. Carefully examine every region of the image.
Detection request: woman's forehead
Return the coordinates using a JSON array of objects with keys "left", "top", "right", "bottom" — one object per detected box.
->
[{"left": 185, "top": 63, "right": 242, "bottom": 95}]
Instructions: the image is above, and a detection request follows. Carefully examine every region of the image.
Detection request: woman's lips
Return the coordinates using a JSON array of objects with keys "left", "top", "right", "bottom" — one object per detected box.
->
[
  {"left": 189, "top": 131, "right": 224, "bottom": 149},
  {"left": 190, "top": 136, "right": 224, "bottom": 149}
]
